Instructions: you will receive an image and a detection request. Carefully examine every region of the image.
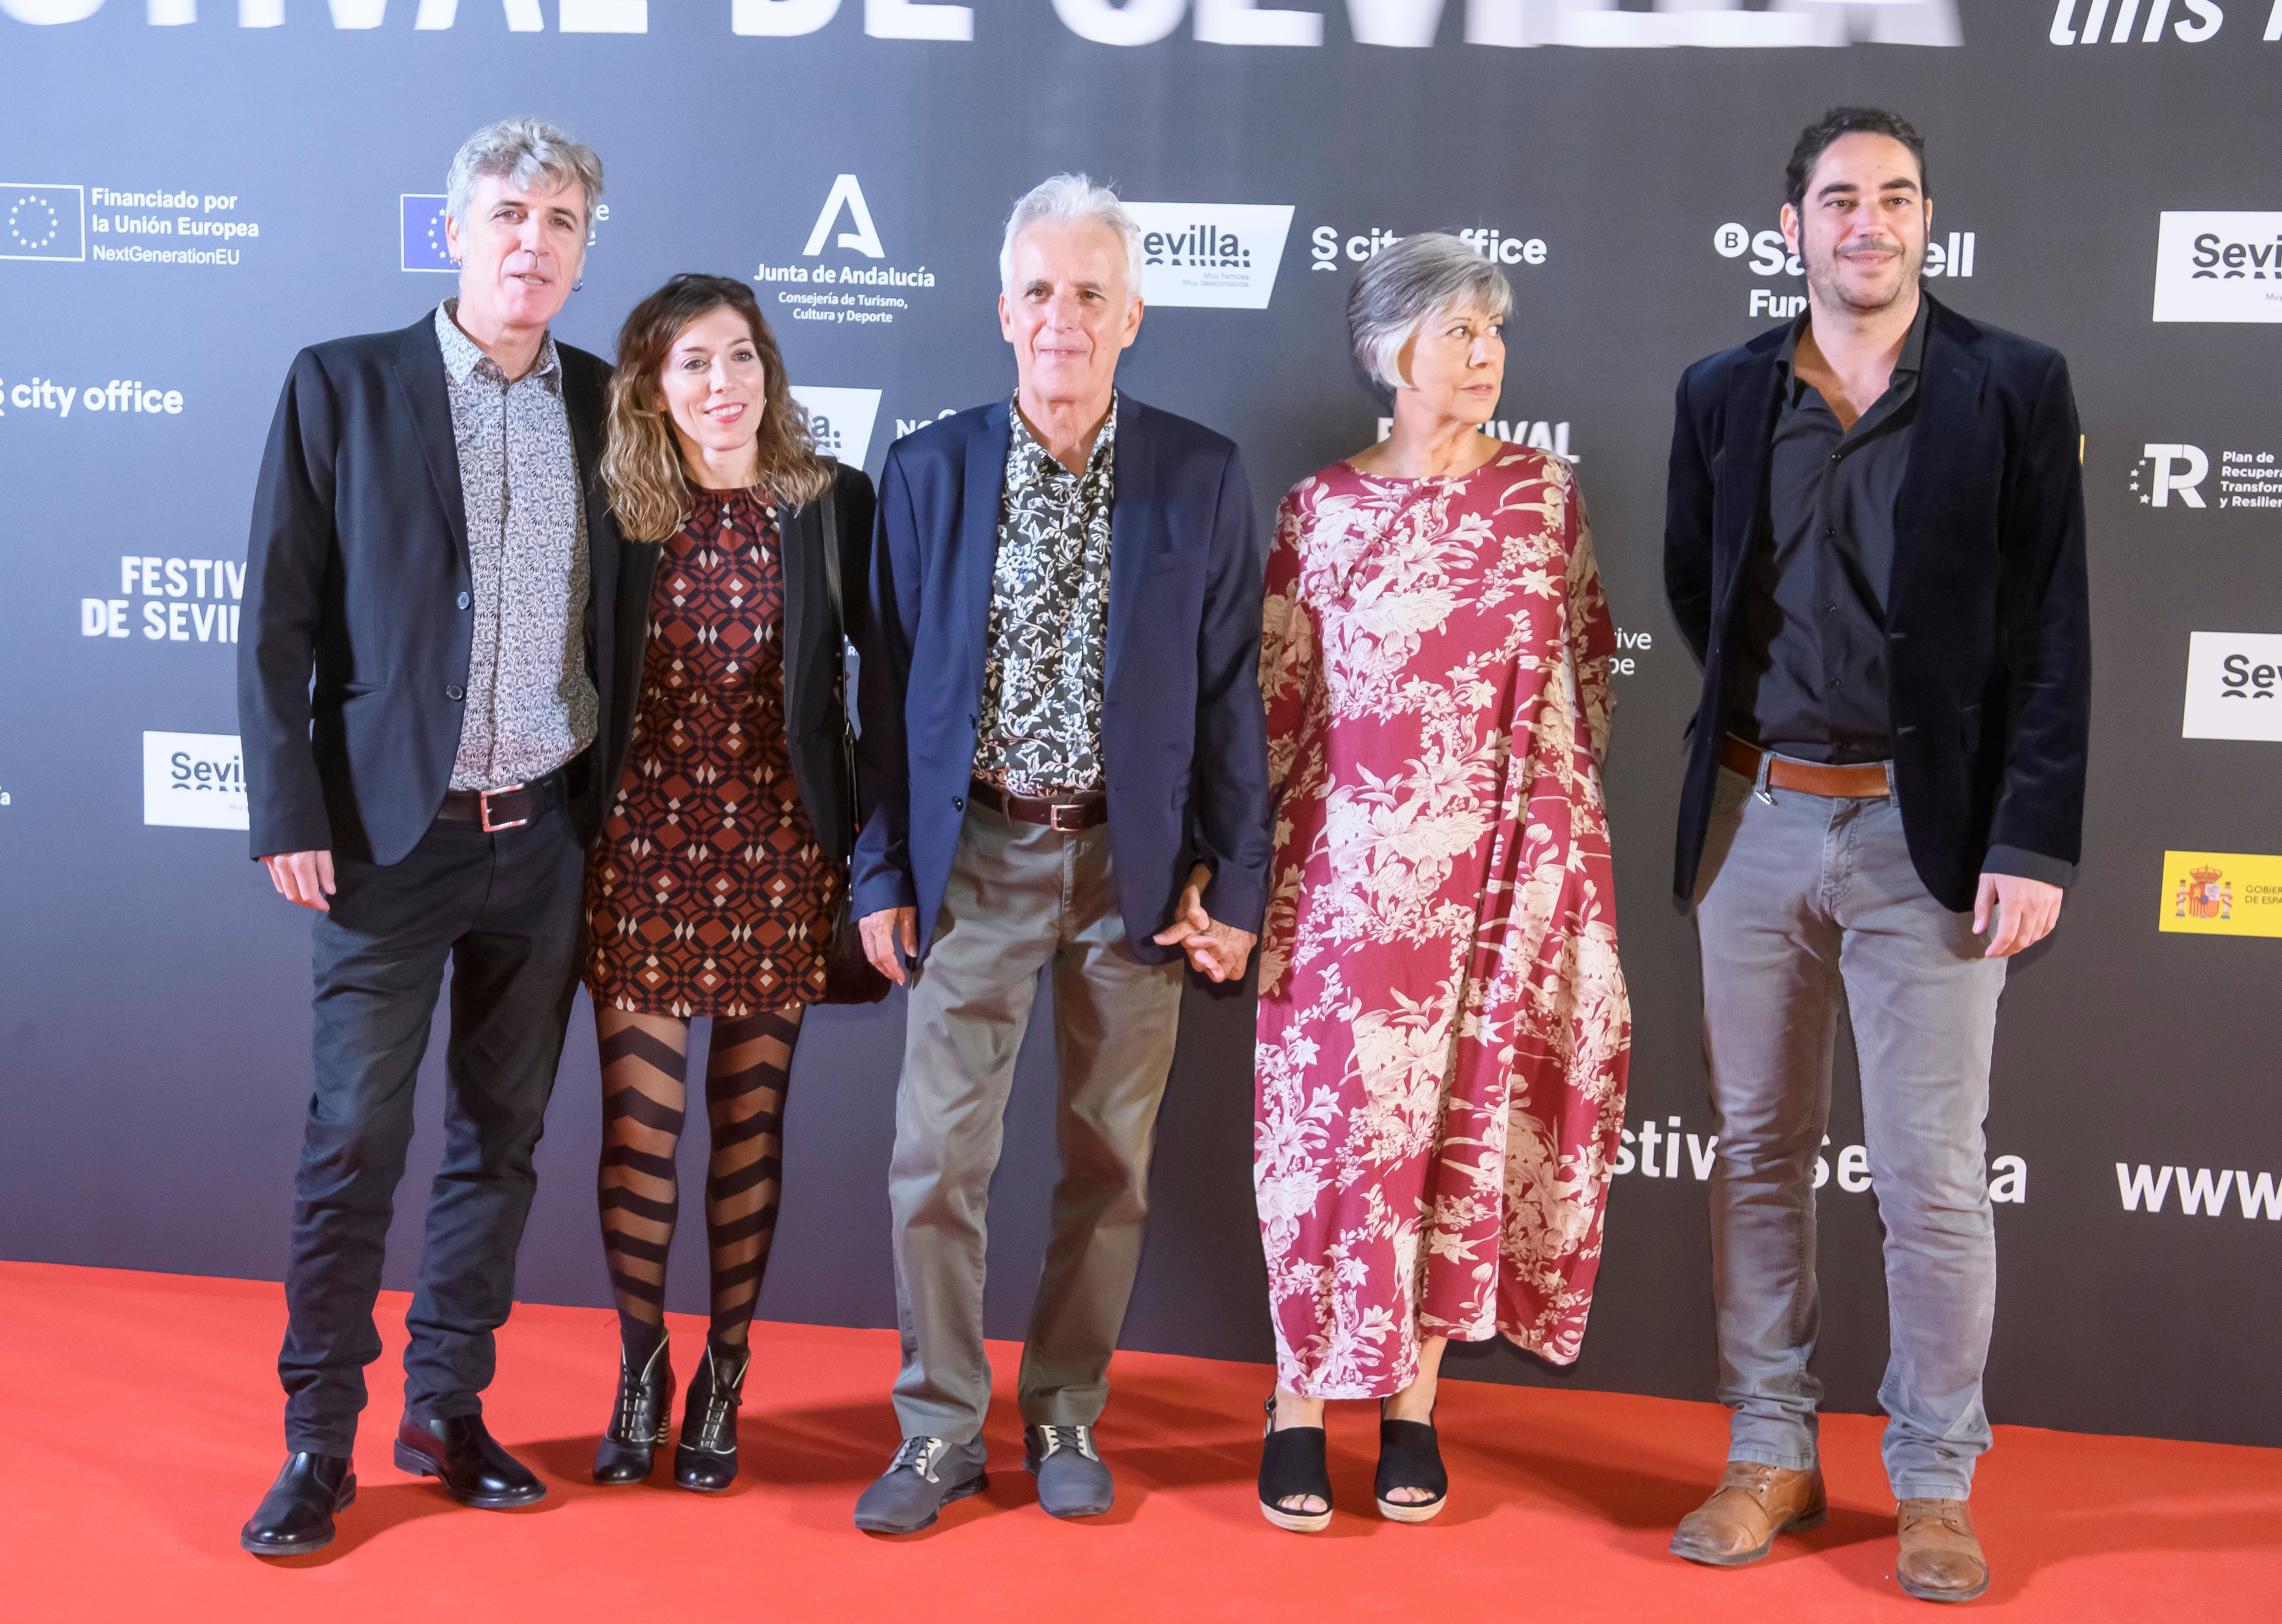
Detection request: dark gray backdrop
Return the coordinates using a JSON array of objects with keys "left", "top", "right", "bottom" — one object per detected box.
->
[{"left": 2, "top": 2, "right": 2276, "bottom": 1450}]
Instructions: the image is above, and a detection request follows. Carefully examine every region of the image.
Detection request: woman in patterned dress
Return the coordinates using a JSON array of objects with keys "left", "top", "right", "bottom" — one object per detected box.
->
[
  {"left": 583, "top": 275, "right": 874, "bottom": 1492},
  {"left": 1252, "top": 235, "right": 1631, "bottom": 1530}
]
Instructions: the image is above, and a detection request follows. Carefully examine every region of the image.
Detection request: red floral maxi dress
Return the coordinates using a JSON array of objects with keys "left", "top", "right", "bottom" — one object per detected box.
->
[{"left": 1253, "top": 446, "right": 1631, "bottom": 1397}]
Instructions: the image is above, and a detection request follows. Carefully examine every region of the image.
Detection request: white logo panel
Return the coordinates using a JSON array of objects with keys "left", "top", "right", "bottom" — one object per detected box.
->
[
  {"left": 2183, "top": 632, "right": 2282, "bottom": 742},
  {"left": 143, "top": 731, "right": 248, "bottom": 830},
  {"left": 789, "top": 385, "right": 882, "bottom": 469},
  {"left": 1126, "top": 203, "right": 1294, "bottom": 310},
  {"left": 2153, "top": 212, "right": 2282, "bottom": 323}
]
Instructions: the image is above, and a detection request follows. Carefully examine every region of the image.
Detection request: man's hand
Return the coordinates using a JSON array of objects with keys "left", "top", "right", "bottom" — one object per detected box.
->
[
  {"left": 1973, "top": 872, "right": 2063, "bottom": 959},
  {"left": 261, "top": 850, "right": 337, "bottom": 912},
  {"left": 1152, "top": 862, "right": 1258, "bottom": 984},
  {"left": 860, "top": 906, "right": 920, "bottom": 987}
]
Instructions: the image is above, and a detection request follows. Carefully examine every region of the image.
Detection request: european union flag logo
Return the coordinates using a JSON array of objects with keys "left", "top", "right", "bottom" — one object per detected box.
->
[
  {"left": 399, "top": 193, "right": 455, "bottom": 273},
  {"left": 1, "top": 183, "right": 86, "bottom": 262}
]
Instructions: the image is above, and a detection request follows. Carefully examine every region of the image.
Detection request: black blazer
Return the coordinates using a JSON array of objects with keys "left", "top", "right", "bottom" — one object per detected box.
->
[
  {"left": 238, "top": 313, "right": 644, "bottom": 865},
  {"left": 1664, "top": 293, "right": 2091, "bottom": 914},
  {"left": 746, "top": 460, "right": 875, "bottom": 861}
]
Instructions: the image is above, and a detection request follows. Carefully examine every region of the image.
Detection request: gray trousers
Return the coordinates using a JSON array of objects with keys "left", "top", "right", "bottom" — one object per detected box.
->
[
  {"left": 888, "top": 803, "right": 1184, "bottom": 1444},
  {"left": 1695, "top": 765, "right": 2006, "bottom": 1500}
]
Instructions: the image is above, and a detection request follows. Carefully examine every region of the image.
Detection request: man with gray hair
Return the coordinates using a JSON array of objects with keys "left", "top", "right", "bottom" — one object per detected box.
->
[
  {"left": 237, "top": 118, "right": 644, "bottom": 1556},
  {"left": 849, "top": 173, "right": 1272, "bottom": 1532}
]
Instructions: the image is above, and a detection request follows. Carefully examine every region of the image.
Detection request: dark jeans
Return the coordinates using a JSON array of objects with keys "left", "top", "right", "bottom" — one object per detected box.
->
[{"left": 278, "top": 804, "right": 585, "bottom": 1456}]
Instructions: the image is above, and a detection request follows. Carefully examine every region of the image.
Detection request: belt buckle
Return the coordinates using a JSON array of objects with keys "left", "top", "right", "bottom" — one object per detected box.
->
[
  {"left": 479, "top": 783, "right": 529, "bottom": 833},
  {"left": 1048, "top": 802, "right": 1086, "bottom": 832}
]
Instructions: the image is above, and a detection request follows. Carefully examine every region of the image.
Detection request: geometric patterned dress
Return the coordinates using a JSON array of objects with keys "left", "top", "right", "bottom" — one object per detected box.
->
[
  {"left": 584, "top": 486, "right": 839, "bottom": 1018},
  {"left": 1252, "top": 446, "right": 1632, "bottom": 1398}
]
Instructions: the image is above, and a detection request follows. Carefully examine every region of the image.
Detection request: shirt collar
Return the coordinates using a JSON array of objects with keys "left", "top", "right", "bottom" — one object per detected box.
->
[
  {"left": 436, "top": 298, "right": 561, "bottom": 389},
  {"left": 1776, "top": 292, "right": 1931, "bottom": 382},
  {"left": 1008, "top": 391, "right": 1117, "bottom": 480}
]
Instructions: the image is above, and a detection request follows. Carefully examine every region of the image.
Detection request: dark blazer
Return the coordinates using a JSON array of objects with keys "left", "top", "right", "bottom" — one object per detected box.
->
[
  {"left": 1664, "top": 292, "right": 2092, "bottom": 914},
  {"left": 239, "top": 313, "right": 646, "bottom": 866},
  {"left": 757, "top": 460, "right": 876, "bottom": 862},
  {"left": 851, "top": 394, "right": 1272, "bottom": 964}
]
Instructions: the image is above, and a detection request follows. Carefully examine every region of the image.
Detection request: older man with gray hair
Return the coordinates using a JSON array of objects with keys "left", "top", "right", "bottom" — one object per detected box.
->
[
  {"left": 237, "top": 118, "right": 644, "bottom": 1556},
  {"left": 849, "top": 173, "right": 1272, "bottom": 1532}
]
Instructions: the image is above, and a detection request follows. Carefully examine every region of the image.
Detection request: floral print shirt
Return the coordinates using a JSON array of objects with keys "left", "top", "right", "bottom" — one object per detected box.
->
[{"left": 972, "top": 394, "right": 1117, "bottom": 797}]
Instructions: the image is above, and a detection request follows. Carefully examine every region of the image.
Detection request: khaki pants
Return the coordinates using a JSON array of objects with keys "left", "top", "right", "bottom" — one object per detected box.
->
[{"left": 887, "top": 802, "right": 1184, "bottom": 1443}]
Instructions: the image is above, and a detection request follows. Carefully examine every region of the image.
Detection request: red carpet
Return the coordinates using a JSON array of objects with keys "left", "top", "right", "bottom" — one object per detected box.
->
[{"left": 5, "top": 1262, "right": 2277, "bottom": 1621}]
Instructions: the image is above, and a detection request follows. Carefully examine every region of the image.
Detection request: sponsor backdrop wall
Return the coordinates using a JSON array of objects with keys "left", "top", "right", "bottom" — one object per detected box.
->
[{"left": 3, "top": 1, "right": 2277, "bottom": 1449}]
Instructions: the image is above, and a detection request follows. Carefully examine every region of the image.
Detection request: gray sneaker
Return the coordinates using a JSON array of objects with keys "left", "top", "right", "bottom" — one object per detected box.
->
[
  {"left": 1025, "top": 1424, "right": 1113, "bottom": 1519},
  {"left": 852, "top": 1436, "right": 990, "bottom": 1534}
]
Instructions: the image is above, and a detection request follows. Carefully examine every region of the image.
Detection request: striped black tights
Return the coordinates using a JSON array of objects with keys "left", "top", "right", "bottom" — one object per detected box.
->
[{"left": 594, "top": 1007, "right": 801, "bottom": 1354}]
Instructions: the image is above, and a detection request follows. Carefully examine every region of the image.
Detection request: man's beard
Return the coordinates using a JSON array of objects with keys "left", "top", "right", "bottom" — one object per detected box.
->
[{"left": 1805, "top": 239, "right": 1919, "bottom": 315}]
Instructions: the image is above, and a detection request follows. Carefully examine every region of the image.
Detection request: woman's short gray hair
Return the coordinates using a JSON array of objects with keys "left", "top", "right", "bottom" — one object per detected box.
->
[
  {"left": 999, "top": 173, "right": 1143, "bottom": 294},
  {"left": 1347, "top": 232, "right": 1513, "bottom": 397},
  {"left": 445, "top": 116, "right": 604, "bottom": 227}
]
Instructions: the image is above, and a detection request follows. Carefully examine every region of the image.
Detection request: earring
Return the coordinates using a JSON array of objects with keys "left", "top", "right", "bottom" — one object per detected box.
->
[{"left": 572, "top": 278, "right": 584, "bottom": 292}]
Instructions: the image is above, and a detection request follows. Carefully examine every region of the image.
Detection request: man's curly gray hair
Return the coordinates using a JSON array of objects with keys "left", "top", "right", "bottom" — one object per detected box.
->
[{"left": 445, "top": 116, "right": 604, "bottom": 228}]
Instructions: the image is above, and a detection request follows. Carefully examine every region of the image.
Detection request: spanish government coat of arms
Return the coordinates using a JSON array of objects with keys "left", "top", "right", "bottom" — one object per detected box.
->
[{"left": 2177, "top": 865, "right": 2234, "bottom": 921}]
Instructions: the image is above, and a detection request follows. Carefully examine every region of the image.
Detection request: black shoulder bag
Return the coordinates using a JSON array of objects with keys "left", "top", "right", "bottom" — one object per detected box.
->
[{"left": 812, "top": 461, "right": 892, "bottom": 1005}]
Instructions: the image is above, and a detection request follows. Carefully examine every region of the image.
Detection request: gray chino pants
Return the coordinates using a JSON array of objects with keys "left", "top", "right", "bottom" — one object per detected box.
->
[
  {"left": 887, "top": 802, "right": 1184, "bottom": 1444},
  {"left": 1695, "top": 765, "right": 2007, "bottom": 1500}
]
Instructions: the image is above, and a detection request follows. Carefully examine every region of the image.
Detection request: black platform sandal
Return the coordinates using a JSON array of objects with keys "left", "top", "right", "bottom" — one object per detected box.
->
[
  {"left": 1374, "top": 1400, "right": 1448, "bottom": 1524},
  {"left": 594, "top": 1330, "right": 675, "bottom": 1484},
  {"left": 1258, "top": 1396, "right": 1334, "bottom": 1533}
]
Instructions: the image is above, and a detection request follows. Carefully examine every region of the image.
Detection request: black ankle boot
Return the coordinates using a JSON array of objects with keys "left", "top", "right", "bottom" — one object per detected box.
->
[
  {"left": 594, "top": 1330, "right": 675, "bottom": 1485},
  {"left": 241, "top": 1452, "right": 356, "bottom": 1556},
  {"left": 674, "top": 1342, "right": 749, "bottom": 1493}
]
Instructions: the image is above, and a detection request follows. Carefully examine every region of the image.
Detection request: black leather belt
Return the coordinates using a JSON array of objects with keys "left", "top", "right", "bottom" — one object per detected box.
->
[
  {"left": 968, "top": 777, "right": 1108, "bottom": 831},
  {"left": 438, "top": 768, "right": 567, "bottom": 832}
]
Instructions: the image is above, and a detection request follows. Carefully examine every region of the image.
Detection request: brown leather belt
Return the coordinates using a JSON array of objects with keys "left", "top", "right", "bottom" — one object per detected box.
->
[
  {"left": 968, "top": 777, "right": 1108, "bottom": 831},
  {"left": 1721, "top": 736, "right": 1893, "bottom": 799},
  {"left": 437, "top": 769, "right": 567, "bottom": 832}
]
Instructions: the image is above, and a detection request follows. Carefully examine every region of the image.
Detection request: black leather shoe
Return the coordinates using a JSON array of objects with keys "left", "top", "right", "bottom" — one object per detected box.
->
[
  {"left": 595, "top": 1333, "right": 675, "bottom": 1485},
  {"left": 241, "top": 1452, "right": 356, "bottom": 1557},
  {"left": 393, "top": 1413, "right": 546, "bottom": 1509},
  {"left": 674, "top": 1343, "right": 749, "bottom": 1493}
]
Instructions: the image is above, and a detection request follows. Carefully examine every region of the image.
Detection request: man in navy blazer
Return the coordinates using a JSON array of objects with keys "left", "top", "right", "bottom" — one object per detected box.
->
[
  {"left": 848, "top": 175, "right": 1270, "bottom": 1533},
  {"left": 1662, "top": 111, "right": 2088, "bottom": 1603}
]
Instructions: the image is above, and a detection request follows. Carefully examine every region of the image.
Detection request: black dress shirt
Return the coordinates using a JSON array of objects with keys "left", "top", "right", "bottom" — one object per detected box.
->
[{"left": 1728, "top": 298, "right": 1929, "bottom": 766}]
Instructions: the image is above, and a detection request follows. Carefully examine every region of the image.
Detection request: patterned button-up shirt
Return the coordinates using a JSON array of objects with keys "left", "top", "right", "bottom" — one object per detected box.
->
[
  {"left": 973, "top": 395, "right": 1117, "bottom": 797},
  {"left": 435, "top": 300, "right": 597, "bottom": 791}
]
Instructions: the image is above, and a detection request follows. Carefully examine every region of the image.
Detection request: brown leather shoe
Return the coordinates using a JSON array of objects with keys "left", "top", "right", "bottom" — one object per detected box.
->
[
  {"left": 1669, "top": 1460, "right": 1828, "bottom": 1567},
  {"left": 1896, "top": 1498, "right": 1991, "bottom": 1603}
]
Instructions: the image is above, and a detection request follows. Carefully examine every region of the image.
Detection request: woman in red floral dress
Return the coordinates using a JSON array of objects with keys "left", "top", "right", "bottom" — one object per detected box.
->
[
  {"left": 1254, "top": 236, "right": 1631, "bottom": 1530},
  {"left": 584, "top": 276, "right": 873, "bottom": 1492}
]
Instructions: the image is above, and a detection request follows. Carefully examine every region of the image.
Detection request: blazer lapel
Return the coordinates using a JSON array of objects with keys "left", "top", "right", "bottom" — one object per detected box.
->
[
  {"left": 780, "top": 482, "right": 818, "bottom": 731},
  {"left": 389, "top": 315, "right": 471, "bottom": 574},
  {"left": 1104, "top": 393, "right": 1153, "bottom": 695},
  {"left": 958, "top": 401, "right": 1012, "bottom": 706},
  {"left": 1892, "top": 296, "right": 1988, "bottom": 605},
  {"left": 1714, "top": 342, "right": 1782, "bottom": 638}
]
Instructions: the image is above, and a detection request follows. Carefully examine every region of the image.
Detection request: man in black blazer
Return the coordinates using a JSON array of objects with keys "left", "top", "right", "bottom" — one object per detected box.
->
[
  {"left": 236, "top": 120, "right": 643, "bottom": 1557},
  {"left": 1662, "top": 110, "right": 2088, "bottom": 1603},
  {"left": 848, "top": 175, "right": 1271, "bottom": 1533}
]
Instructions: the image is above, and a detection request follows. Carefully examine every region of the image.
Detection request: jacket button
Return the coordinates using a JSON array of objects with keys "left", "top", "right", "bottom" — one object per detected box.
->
[
  {"left": 446, "top": 684, "right": 465, "bottom": 701},
  {"left": 458, "top": 591, "right": 471, "bottom": 610},
  {"left": 953, "top": 795, "right": 965, "bottom": 810}
]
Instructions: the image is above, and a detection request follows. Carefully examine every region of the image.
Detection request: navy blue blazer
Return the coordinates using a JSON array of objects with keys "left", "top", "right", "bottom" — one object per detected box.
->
[
  {"left": 1664, "top": 293, "right": 2091, "bottom": 914},
  {"left": 852, "top": 394, "right": 1272, "bottom": 964}
]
